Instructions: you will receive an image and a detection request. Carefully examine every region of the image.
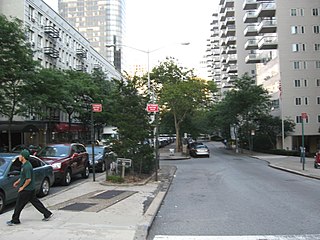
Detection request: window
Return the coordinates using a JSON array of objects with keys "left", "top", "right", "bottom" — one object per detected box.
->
[
  {"left": 295, "top": 97, "right": 302, "bottom": 105},
  {"left": 316, "top": 61, "right": 320, "bottom": 69},
  {"left": 312, "top": 8, "right": 319, "bottom": 16},
  {"left": 315, "top": 44, "right": 320, "bottom": 51},
  {"left": 294, "top": 79, "right": 301, "bottom": 87},
  {"left": 291, "top": 26, "right": 305, "bottom": 34},
  {"left": 304, "top": 79, "right": 308, "bottom": 87},
  {"left": 296, "top": 116, "right": 302, "bottom": 123},
  {"left": 292, "top": 43, "right": 306, "bottom": 52},
  {"left": 314, "top": 25, "right": 320, "bottom": 34},
  {"left": 304, "top": 97, "right": 309, "bottom": 105},
  {"left": 293, "top": 61, "right": 307, "bottom": 69},
  {"left": 316, "top": 79, "right": 320, "bottom": 87},
  {"left": 291, "top": 8, "right": 304, "bottom": 16},
  {"left": 317, "top": 97, "right": 320, "bottom": 104},
  {"left": 318, "top": 115, "right": 320, "bottom": 123}
]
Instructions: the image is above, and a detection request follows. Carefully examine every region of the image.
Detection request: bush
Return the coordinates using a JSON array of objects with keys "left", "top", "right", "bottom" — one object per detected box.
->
[{"left": 106, "top": 175, "right": 124, "bottom": 183}]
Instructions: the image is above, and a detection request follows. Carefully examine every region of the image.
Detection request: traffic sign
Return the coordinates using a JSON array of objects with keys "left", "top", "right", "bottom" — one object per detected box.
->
[
  {"left": 301, "top": 112, "right": 308, "bottom": 119},
  {"left": 146, "top": 104, "right": 159, "bottom": 112},
  {"left": 92, "top": 103, "right": 102, "bottom": 112}
]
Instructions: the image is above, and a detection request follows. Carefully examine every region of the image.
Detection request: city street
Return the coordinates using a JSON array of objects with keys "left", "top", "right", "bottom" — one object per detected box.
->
[{"left": 148, "top": 142, "right": 320, "bottom": 239}]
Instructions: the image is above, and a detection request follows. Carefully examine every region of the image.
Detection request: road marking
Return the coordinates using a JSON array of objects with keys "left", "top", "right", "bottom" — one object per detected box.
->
[{"left": 153, "top": 235, "right": 320, "bottom": 240}]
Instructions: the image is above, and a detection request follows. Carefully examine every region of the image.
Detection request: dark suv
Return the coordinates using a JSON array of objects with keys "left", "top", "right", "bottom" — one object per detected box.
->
[{"left": 37, "top": 143, "right": 89, "bottom": 185}]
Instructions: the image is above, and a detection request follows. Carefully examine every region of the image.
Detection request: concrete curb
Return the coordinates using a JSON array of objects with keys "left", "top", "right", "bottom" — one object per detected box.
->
[{"left": 268, "top": 164, "right": 320, "bottom": 181}]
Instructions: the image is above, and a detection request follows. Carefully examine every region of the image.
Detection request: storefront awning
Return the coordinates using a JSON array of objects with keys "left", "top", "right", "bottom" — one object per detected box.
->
[{"left": 53, "top": 123, "right": 87, "bottom": 132}]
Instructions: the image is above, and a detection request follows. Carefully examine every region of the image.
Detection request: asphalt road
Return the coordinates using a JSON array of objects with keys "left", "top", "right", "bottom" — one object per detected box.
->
[{"left": 147, "top": 142, "right": 320, "bottom": 239}]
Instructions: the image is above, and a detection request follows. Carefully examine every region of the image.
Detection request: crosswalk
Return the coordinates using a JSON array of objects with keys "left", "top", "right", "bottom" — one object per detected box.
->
[{"left": 153, "top": 235, "right": 320, "bottom": 240}]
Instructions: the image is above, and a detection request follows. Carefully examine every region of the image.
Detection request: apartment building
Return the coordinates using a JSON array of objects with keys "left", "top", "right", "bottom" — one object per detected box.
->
[
  {"left": 58, "top": 0, "right": 126, "bottom": 71},
  {"left": 0, "top": 0, "right": 122, "bottom": 148},
  {"left": 208, "top": 0, "right": 320, "bottom": 152}
]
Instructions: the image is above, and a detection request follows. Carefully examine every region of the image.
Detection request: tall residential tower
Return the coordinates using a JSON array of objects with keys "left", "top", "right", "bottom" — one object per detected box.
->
[{"left": 58, "top": 0, "right": 125, "bottom": 71}]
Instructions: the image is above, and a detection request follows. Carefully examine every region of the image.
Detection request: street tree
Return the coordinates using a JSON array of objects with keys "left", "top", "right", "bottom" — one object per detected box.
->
[
  {"left": 109, "top": 76, "right": 154, "bottom": 174},
  {"left": 153, "top": 58, "right": 217, "bottom": 151},
  {"left": 0, "top": 14, "right": 39, "bottom": 150}
]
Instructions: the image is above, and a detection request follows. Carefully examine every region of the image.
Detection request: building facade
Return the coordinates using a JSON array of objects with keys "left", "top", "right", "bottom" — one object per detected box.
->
[
  {"left": 58, "top": 0, "right": 126, "bottom": 71},
  {"left": 0, "top": 0, "right": 122, "bottom": 149},
  {"left": 207, "top": 0, "right": 320, "bottom": 152}
]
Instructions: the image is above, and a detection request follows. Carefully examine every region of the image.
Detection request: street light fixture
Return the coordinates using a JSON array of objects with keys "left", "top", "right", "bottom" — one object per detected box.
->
[{"left": 106, "top": 42, "right": 190, "bottom": 96}]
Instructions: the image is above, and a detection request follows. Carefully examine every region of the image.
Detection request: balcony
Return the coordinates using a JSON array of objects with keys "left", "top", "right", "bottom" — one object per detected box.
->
[
  {"left": 226, "top": 65, "right": 238, "bottom": 73},
  {"left": 221, "top": 55, "right": 228, "bottom": 63},
  {"left": 245, "top": 53, "right": 263, "bottom": 64},
  {"left": 226, "top": 36, "right": 236, "bottom": 45},
  {"left": 43, "top": 47, "right": 59, "bottom": 59},
  {"left": 222, "top": 82, "right": 234, "bottom": 89},
  {"left": 76, "top": 48, "right": 87, "bottom": 59},
  {"left": 244, "top": 38, "right": 259, "bottom": 50},
  {"left": 226, "top": 16, "right": 235, "bottom": 25},
  {"left": 44, "top": 26, "right": 59, "bottom": 39},
  {"left": 243, "top": 11, "right": 258, "bottom": 23},
  {"left": 226, "top": 45, "right": 237, "bottom": 54},
  {"left": 226, "top": 25, "right": 236, "bottom": 36},
  {"left": 243, "top": 0, "right": 259, "bottom": 10},
  {"left": 221, "top": 46, "right": 227, "bottom": 54},
  {"left": 244, "top": 24, "right": 259, "bottom": 36},
  {"left": 226, "top": 55, "right": 237, "bottom": 64},
  {"left": 258, "top": 36, "right": 278, "bottom": 49},
  {"left": 225, "top": 7, "right": 235, "bottom": 17},
  {"left": 257, "top": 2, "right": 276, "bottom": 18},
  {"left": 258, "top": 19, "right": 277, "bottom": 33},
  {"left": 76, "top": 65, "right": 87, "bottom": 72},
  {"left": 227, "top": 74, "right": 237, "bottom": 83}
]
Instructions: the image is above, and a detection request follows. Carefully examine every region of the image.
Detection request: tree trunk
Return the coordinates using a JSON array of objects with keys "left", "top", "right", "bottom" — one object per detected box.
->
[{"left": 174, "top": 113, "right": 181, "bottom": 152}]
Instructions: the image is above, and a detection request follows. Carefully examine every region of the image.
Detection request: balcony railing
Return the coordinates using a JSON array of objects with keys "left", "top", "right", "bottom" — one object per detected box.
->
[
  {"left": 76, "top": 49, "right": 87, "bottom": 59},
  {"left": 258, "top": 36, "right": 278, "bottom": 49},
  {"left": 43, "top": 47, "right": 59, "bottom": 58},
  {"left": 258, "top": 19, "right": 277, "bottom": 33},
  {"left": 257, "top": 2, "right": 276, "bottom": 17},
  {"left": 244, "top": 24, "right": 259, "bottom": 36},
  {"left": 44, "top": 26, "right": 59, "bottom": 39},
  {"left": 243, "top": 11, "right": 258, "bottom": 23},
  {"left": 243, "top": 0, "right": 258, "bottom": 10},
  {"left": 245, "top": 38, "right": 259, "bottom": 50}
]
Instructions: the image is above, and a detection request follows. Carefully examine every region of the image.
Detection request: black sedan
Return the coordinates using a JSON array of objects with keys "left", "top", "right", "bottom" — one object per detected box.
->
[
  {"left": 85, "top": 145, "right": 112, "bottom": 172},
  {"left": 0, "top": 153, "right": 54, "bottom": 214}
]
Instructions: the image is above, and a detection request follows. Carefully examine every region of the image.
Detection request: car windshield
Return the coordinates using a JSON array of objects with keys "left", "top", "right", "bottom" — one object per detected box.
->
[
  {"left": 38, "top": 146, "right": 70, "bottom": 157},
  {"left": 196, "top": 145, "right": 207, "bottom": 149},
  {"left": 86, "top": 146, "right": 104, "bottom": 155},
  {"left": 0, "top": 158, "right": 10, "bottom": 176}
]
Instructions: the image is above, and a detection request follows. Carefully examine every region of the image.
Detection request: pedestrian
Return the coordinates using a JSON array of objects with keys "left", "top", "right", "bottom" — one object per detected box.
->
[{"left": 6, "top": 149, "right": 53, "bottom": 226}]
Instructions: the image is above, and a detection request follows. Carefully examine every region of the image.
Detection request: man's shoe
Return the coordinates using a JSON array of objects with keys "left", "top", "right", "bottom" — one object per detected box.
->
[
  {"left": 6, "top": 220, "right": 20, "bottom": 226},
  {"left": 42, "top": 213, "right": 53, "bottom": 221}
]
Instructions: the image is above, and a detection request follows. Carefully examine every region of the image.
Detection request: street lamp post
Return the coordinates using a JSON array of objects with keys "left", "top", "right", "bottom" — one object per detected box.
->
[{"left": 106, "top": 42, "right": 190, "bottom": 180}]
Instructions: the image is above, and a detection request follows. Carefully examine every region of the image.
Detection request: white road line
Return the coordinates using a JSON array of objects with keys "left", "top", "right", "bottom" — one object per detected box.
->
[{"left": 153, "top": 235, "right": 320, "bottom": 240}]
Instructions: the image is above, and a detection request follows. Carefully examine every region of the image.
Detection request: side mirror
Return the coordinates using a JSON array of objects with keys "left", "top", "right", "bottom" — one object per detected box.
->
[{"left": 72, "top": 153, "right": 79, "bottom": 158}]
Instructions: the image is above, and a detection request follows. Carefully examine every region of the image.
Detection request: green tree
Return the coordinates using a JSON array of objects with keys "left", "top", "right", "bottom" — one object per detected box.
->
[
  {"left": 153, "top": 59, "right": 216, "bottom": 151},
  {"left": 0, "top": 14, "right": 39, "bottom": 150},
  {"left": 109, "top": 77, "right": 154, "bottom": 174}
]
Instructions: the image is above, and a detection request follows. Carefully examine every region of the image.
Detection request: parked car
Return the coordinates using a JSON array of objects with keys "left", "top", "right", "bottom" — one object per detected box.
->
[
  {"left": 85, "top": 145, "right": 112, "bottom": 172},
  {"left": 188, "top": 141, "right": 204, "bottom": 153},
  {"left": 190, "top": 144, "right": 210, "bottom": 157},
  {"left": 37, "top": 143, "right": 89, "bottom": 186},
  {"left": 0, "top": 153, "right": 54, "bottom": 214},
  {"left": 11, "top": 144, "right": 42, "bottom": 155}
]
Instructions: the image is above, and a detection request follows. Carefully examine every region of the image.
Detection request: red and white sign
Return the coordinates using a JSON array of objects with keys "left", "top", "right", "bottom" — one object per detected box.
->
[
  {"left": 146, "top": 104, "right": 159, "bottom": 112},
  {"left": 301, "top": 112, "right": 308, "bottom": 119},
  {"left": 92, "top": 103, "right": 102, "bottom": 112}
]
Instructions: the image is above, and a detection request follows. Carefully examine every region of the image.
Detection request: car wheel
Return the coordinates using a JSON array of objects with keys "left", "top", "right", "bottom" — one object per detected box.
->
[
  {"left": 62, "top": 169, "right": 72, "bottom": 186},
  {"left": 0, "top": 192, "right": 5, "bottom": 214},
  {"left": 82, "top": 165, "right": 90, "bottom": 179},
  {"left": 38, "top": 178, "right": 50, "bottom": 197}
]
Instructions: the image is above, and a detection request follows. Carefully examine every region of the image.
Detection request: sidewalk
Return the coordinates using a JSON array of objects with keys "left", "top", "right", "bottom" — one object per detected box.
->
[{"left": 0, "top": 142, "right": 319, "bottom": 240}]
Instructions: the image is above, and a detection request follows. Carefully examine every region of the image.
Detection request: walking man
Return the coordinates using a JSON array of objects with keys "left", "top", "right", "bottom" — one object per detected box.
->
[{"left": 7, "top": 149, "right": 53, "bottom": 226}]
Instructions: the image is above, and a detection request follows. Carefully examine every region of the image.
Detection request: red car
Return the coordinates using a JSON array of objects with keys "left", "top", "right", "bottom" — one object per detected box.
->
[{"left": 37, "top": 143, "right": 89, "bottom": 185}]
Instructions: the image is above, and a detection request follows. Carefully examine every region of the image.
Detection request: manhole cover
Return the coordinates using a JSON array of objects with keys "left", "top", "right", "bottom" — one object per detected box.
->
[
  {"left": 91, "top": 190, "right": 126, "bottom": 199},
  {"left": 60, "top": 202, "right": 96, "bottom": 211}
]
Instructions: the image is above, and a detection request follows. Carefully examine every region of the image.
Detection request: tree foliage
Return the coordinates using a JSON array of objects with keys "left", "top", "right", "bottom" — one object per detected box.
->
[{"left": 0, "top": 14, "right": 39, "bottom": 150}]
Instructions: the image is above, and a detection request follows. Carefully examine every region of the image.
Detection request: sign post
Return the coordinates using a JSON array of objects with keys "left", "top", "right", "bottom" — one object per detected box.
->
[
  {"left": 301, "top": 112, "right": 307, "bottom": 170},
  {"left": 91, "top": 103, "right": 103, "bottom": 182}
]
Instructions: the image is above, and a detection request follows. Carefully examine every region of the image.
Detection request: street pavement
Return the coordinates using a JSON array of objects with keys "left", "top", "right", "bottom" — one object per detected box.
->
[{"left": 0, "top": 142, "right": 319, "bottom": 240}]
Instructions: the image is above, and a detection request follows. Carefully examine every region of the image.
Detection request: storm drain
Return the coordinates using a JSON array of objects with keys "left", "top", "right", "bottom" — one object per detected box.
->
[
  {"left": 59, "top": 202, "right": 96, "bottom": 211},
  {"left": 52, "top": 190, "right": 137, "bottom": 212}
]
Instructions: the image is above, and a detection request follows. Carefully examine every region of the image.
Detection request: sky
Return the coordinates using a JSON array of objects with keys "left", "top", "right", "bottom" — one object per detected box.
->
[{"left": 43, "top": 0, "right": 219, "bottom": 79}]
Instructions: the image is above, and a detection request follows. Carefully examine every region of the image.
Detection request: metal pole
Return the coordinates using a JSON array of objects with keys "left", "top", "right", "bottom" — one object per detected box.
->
[
  {"left": 91, "top": 105, "right": 95, "bottom": 181},
  {"left": 302, "top": 118, "right": 305, "bottom": 170}
]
